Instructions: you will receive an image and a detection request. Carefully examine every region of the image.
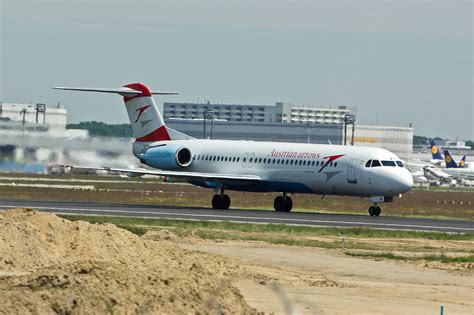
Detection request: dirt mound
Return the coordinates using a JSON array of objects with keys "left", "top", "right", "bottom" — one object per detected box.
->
[
  {"left": 0, "top": 208, "right": 254, "bottom": 314},
  {"left": 142, "top": 229, "right": 179, "bottom": 242}
]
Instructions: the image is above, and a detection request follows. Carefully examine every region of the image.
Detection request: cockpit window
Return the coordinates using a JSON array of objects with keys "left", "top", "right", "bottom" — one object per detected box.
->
[
  {"left": 365, "top": 160, "right": 372, "bottom": 167},
  {"left": 371, "top": 160, "right": 382, "bottom": 167},
  {"left": 381, "top": 160, "right": 396, "bottom": 167},
  {"left": 396, "top": 161, "right": 404, "bottom": 167}
]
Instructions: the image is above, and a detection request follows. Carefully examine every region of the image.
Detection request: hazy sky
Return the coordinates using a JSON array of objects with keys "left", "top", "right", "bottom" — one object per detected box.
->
[{"left": 1, "top": 0, "right": 473, "bottom": 139}]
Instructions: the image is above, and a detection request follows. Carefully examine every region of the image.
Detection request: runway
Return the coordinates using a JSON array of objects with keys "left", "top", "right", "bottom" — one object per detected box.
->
[{"left": 0, "top": 200, "right": 473, "bottom": 234}]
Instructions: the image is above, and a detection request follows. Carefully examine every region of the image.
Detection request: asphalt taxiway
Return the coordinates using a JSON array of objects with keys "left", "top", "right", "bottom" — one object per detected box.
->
[{"left": 0, "top": 200, "right": 472, "bottom": 233}]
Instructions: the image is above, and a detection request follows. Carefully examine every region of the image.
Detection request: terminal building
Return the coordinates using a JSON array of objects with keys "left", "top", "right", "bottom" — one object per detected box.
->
[
  {"left": 163, "top": 102, "right": 355, "bottom": 124},
  {"left": 352, "top": 125, "right": 414, "bottom": 158}
]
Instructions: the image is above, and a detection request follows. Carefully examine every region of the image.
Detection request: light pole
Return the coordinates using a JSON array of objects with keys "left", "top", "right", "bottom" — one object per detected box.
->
[
  {"left": 343, "top": 114, "right": 356, "bottom": 145},
  {"left": 203, "top": 110, "right": 214, "bottom": 139},
  {"left": 304, "top": 122, "right": 313, "bottom": 143}
]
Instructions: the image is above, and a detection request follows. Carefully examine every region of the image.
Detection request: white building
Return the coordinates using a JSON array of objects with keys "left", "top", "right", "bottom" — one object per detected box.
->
[
  {"left": 0, "top": 102, "right": 66, "bottom": 130},
  {"left": 352, "top": 125, "right": 414, "bottom": 158},
  {"left": 163, "top": 101, "right": 356, "bottom": 125},
  {"left": 279, "top": 104, "right": 351, "bottom": 124}
]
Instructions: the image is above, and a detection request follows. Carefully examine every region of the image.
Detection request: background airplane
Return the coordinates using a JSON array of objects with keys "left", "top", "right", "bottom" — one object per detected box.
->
[{"left": 54, "top": 82, "right": 413, "bottom": 216}]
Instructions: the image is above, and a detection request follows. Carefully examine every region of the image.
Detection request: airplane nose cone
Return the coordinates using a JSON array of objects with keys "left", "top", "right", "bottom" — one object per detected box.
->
[{"left": 397, "top": 171, "right": 413, "bottom": 193}]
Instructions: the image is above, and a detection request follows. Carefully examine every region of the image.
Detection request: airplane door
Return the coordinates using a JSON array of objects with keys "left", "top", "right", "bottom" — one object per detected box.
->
[{"left": 347, "top": 159, "right": 358, "bottom": 183}]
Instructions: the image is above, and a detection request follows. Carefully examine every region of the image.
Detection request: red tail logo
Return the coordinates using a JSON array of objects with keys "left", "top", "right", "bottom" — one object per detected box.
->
[{"left": 135, "top": 105, "right": 151, "bottom": 123}]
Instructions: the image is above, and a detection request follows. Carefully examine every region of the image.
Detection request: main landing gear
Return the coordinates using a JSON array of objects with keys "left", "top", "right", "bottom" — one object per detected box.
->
[
  {"left": 212, "top": 193, "right": 231, "bottom": 210},
  {"left": 274, "top": 193, "right": 293, "bottom": 212},
  {"left": 368, "top": 204, "right": 381, "bottom": 216}
]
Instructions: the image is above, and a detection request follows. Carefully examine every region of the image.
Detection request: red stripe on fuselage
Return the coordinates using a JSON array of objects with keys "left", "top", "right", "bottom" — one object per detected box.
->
[{"left": 136, "top": 125, "right": 171, "bottom": 142}]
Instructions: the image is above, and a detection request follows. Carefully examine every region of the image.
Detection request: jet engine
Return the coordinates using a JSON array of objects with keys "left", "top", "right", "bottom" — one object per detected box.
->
[{"left": 140, "top": 144, "right": 192, "bottom": 170}]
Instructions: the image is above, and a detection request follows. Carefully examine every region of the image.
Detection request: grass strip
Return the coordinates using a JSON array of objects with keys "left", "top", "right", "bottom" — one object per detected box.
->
[
  {"left": 345, "top": 252, "right": 474, "bottom": 263},
  {"left": 59, "top": 214, "right": 474, "bottom": 240}
]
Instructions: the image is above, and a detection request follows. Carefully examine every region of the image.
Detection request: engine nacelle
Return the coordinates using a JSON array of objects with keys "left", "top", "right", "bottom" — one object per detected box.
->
[{"left": 140, "top": 144, "right": 192, "bottom": 170}]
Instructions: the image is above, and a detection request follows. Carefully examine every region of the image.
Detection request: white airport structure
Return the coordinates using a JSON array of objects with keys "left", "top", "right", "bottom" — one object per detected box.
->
[
  {"left": 0, "top": 102, "right": 66, "bottom": 130},
  {"left": 351, "top": 125, "right": 414, "bottom": 158},
  {"left": 163, "top": 101, "right": 356, "bottom": 124}
]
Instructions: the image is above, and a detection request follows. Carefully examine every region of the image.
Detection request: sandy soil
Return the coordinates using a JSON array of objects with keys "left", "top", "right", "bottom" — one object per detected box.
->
[
  {"left": 184, "top": 241, "right": 474, "bottom": 315},
  {"left": 0, "top": 209, "right": 254, "bottom": 314}
]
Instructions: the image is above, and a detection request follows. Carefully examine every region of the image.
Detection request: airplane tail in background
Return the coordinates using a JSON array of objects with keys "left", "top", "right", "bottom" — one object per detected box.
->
[
  {"left": 53, "top": 83, "right": 179, "bottom": 142},
  {"left": 430, "top": 139, "right": 443, "bottom": 160},
  {"left": 459, "top": 155, "right": 467, "bottom": 168},
  {"left": 443, "top": 150, "right": 458, "bottom": 168}
]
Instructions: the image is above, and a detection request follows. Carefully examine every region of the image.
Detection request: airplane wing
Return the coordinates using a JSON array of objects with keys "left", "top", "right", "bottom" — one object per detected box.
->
[{"left": 65, "top": 166, "right": 261, "bottom": 183}]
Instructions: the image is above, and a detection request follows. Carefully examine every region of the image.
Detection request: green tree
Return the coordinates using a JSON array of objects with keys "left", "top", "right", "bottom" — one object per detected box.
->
[{"left": 413, "top": 135, "right": 429, "bottom": 145}]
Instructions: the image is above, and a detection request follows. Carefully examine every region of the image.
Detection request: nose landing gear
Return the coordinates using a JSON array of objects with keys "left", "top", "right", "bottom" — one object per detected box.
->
[
  {"left": 368, "top": 204, "right": 381, "bottom": 216},
  {"left": 274, "top": 193, "right": 293, "bottom": 212}
]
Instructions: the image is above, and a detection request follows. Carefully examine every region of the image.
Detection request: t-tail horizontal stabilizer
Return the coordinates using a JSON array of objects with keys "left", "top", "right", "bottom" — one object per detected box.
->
[{"left": 52, "top": 86, "right": 178, "bottom": 96}]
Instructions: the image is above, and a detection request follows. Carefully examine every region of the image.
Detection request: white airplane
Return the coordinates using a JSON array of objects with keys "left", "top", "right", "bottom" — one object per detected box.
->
[{"left": 54, "top": 83, "right": 413, "bottom": 216}]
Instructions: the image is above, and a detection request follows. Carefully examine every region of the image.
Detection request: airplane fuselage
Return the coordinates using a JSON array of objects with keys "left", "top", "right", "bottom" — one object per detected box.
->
[{"left": 135, "top": 139, "right": 413, "bottom": 198}]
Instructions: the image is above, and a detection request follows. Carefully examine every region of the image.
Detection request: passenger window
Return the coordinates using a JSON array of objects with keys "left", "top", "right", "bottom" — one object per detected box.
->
[
  {"left": 334, "top": 162, "right": 337, "bottom": 167},
  {"left": 286, "top": 160, "right": 289, "bottom": 165},
  {"left": 250, "top": 158, "right": 253, "bottom": 163},
  {"left": 396, "top": 161, "right": 404, "bottom": 167},
  {"left": 243, "top": 158, "right": 246, "bottom": 162},
  {"left": 371, "top": 160, "right": 381, "bottom": 167},
  {"left": 237, "top": 157, "right": 240, "bottom": 162},
  {"left": 330, "top": 162, "right": 333, "bottom": 167},
  {"left": 381, "top": 160, "right": 396, "bottom": 167},
  {"left": 365, "top": 160, "right": 372, "bottom": 167}
]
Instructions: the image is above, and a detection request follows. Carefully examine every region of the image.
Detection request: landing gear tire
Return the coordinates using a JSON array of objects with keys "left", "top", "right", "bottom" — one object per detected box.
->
[
  {"left": 369, "top": 206, "right": 375, "bottom": 216},
  {"left": 222, "top": 194, "right": 231, "bottom": 209},
  {"left": 369, "top": 205, "right": 381, "bottom": 216},
  {"left": 283, "top": 197, "right": 293, "bottom": 212},
  {"left": 212, "top": 194, "right": 231, "bottom": 210},
  {"left": 274, "top": 196, "right": 284, "bottom": 212},
  {"left": 274, "top": 196, "right": 293, "bottom": 212},
  {"left": 374, "top": 206, "right": 381, "bottom": 216}
]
